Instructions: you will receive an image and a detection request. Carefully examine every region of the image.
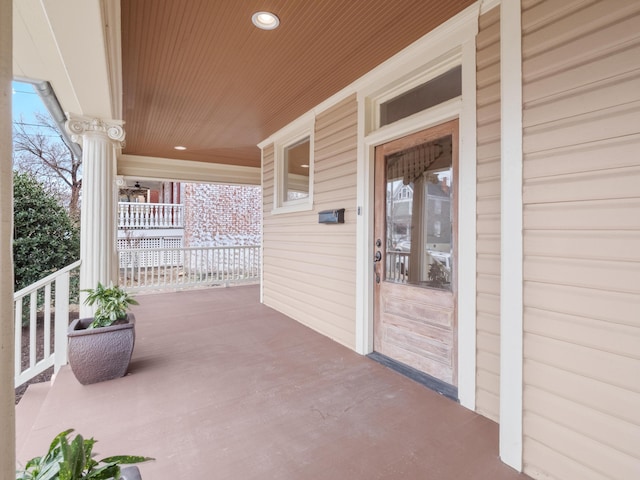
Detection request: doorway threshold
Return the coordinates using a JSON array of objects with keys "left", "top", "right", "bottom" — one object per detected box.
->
[{"left": 367, "top": 352, "right": 458, "bottom": 401}]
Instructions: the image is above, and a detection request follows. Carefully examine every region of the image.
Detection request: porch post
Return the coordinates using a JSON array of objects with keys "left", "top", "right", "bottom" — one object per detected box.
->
[
  {"left": 0, "top": 0, "right": 15, "bottom": 475},
  {"left": 66, "top": 115, "right": 125, "bottom": 318}
]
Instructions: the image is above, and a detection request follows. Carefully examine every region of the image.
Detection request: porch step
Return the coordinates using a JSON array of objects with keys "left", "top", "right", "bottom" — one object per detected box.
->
[
  {"left": 15, "top": 382, "right": 51, "bottom": 455},
  {"left": 16, "top": 366, "right": 91, "bottom": 465}
]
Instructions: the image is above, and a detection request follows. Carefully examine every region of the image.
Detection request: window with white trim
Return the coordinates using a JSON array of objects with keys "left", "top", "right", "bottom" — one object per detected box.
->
[{"left": 273, "top": 124, "right": 314, "bottom": 213}]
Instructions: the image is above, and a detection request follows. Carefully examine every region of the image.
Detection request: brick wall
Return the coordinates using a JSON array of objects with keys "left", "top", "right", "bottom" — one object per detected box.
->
[{"left": 183, "top": 183, "right": 261, "bottom": 246}]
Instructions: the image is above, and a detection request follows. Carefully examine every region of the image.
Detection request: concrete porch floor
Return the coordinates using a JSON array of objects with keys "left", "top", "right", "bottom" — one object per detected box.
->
[{"left": 17, "top": 285, "right": 530, "bottom": 479}]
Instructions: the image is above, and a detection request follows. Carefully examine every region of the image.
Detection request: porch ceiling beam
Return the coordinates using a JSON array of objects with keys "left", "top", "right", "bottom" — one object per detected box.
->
[{"left": 118, "top": 154, "right": 261, "bottom": 186}]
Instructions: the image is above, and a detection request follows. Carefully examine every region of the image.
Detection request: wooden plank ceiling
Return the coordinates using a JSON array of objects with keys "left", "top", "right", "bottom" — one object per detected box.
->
[{"left": 121, "top": 0, "right": 475, "bottom": 168}]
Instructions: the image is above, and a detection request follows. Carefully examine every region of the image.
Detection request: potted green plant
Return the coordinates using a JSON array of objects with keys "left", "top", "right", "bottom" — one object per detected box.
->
[
  {"left": 16, "top": 429, "right": 153, "bottom": 480},
  {"left": 67, "top": 283, "right": 139, "bottom": 385}
]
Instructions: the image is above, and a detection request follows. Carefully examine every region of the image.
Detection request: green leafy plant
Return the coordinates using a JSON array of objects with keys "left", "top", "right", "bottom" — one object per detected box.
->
[
  {"left": 13, "top": 171, "right": 80, "bottom": 325},
  {"left": 83, "top": 283, "right": 139, "bottom": 329},
  {"left": 15, "top": 429, "right": 153, "bottom": 480}
]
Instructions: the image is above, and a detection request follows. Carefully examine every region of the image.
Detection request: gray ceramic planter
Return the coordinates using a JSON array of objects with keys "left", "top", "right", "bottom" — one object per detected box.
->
[
  {"left": 67, "top": 314, "right": 136, "bottom": 385},
  {"left": 120, "top": 466, "right": 142, "bottom": 480}
]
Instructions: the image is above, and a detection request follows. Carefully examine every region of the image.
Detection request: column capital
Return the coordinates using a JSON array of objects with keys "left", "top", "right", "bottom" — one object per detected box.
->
[{"left": 65, "top": 113, "right": 126, "bottom": 146}]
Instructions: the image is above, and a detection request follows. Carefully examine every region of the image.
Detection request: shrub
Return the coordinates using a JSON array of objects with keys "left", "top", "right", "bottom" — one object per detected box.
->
[{"left": 13, "top": 171, "right": 80, "bottom": 291}]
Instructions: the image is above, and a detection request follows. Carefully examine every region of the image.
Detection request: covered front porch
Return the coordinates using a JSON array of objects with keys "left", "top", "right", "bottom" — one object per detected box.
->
[{"left": 17, "top": 285, "right": 527, "bottom": 479}]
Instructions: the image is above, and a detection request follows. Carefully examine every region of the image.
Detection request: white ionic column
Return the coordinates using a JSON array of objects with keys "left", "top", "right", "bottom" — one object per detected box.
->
[
  {"left": 0, "top": 0, "right": 15, "bottom": 476},
  {"left": 66, "top": 115, "right": 125, "bottom": 318}
]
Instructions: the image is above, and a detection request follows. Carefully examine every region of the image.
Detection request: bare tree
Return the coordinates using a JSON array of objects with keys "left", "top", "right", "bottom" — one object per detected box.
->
[{"left": 13, "top": 112, "right": 82, "bottom": 221}]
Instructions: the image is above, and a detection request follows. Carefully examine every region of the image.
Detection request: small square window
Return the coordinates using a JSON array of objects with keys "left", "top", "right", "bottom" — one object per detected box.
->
[{"left": 273, "top": 124, "right": 314, "bottom": 213}]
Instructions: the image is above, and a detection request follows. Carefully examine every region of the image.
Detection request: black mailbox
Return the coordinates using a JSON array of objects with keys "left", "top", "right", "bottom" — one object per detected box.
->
[{"left": 318, "top": 208, "right": 345, "bottom": 224}]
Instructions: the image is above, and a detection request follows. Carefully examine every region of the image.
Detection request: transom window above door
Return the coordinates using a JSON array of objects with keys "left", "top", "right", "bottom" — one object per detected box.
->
[{"left": 380, "top": 65, "right": 461, "bottom": 127}]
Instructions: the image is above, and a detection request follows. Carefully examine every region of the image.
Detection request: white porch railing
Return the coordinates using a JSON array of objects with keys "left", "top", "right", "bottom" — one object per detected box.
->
[
  {"left": 14, "top": 260, "right": 81, "bottom": 388},
  {"left": 118, "top": 202, "right": 184, "bottom": 229},
  {"left": 119, "top": 245, "right": 261, "bottom": 292}
]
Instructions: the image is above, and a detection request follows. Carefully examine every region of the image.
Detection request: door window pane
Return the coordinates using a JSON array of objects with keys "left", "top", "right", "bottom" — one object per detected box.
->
[{"left": 385, "top": 135, "right": 453, "bottom": 290}]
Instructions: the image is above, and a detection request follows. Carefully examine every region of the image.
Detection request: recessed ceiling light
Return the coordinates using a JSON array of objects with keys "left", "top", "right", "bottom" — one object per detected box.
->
[
  {"left": 174, "top": 146, "right": 187, "bottom": 151},
  {"left": 252, "top": 11, "right": 279, "bottom": 30},
  {"left": 300, "top": 164, "right": 309, "bottom": 168}
]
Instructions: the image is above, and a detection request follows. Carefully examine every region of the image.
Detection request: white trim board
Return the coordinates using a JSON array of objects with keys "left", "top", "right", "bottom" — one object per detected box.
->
[
  {"left": 118, "top": 154, "right": 261, "bottom": 186},
  {"left": 457, "top": 38, "right": 478, "bottom": 412},
  {"left": 499, "top": 0, "right": 524, "bottom": 472}
]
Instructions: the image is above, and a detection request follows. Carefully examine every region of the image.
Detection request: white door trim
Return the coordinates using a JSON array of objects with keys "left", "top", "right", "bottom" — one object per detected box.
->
[
  {"left": 355, "top": 28, "right": 478, "bottom": 410},
  {"left": 499, "top": 0, "right": 524, "bottom": 472}
]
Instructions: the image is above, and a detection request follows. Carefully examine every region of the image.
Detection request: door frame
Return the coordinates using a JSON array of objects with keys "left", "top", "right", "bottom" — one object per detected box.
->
[
  {"left": 355, "top": 85, "right": 477, "bottom": 410},
  {"left": 373, "top": 120, "right": 460, "bottom": 387}
]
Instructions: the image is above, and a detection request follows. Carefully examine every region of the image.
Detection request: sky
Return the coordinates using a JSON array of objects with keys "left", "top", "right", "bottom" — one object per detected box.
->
[
  {"left": 12, "top": 81, "right": 48, "bottom": 123},
  {"left": 12, "top": 80, "right": 64, "bottom": 142}
]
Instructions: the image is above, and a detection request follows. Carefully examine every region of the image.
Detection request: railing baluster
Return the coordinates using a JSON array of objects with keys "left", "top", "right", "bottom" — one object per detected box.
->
[
  {"left": 15, "top": 300, "right": 22, "bottom": 378},
  {"left": 44, "top": 284, "right": 51, "bottom": 359},
  {"left": 29, "top": 291, "right": 37, "bottom": 369},
  {"left": 154, "top": 204, "right": 159, "bottom": 228},
  {"left": 226, "top": 247, "right": 230, "bottom": 282},
  {"left": 216, "top": 248, "right": 220, "bottom": 283},
  {"left": 164, "top": 250, "right": 173, "bottom": 287},
  {"left": 54, "top": 270, "right": 70, "bottom": 373},
  {"left": 181, "top": 249, "right": 186, "bottom": 286}
]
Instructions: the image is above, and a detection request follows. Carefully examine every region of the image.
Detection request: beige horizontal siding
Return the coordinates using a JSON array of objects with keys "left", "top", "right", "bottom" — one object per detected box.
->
[
  {"left": 521, "top": 1, "right": 640, "bottom": 479},
  {"left": 262, "top": 95, "right": 358, "bottom": 350},
  {"left": 475, "top": 5, "right": 501, "bottom": 423},
  {"left": 263, "top": 144, "right": 275, "bottom": 211}
]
